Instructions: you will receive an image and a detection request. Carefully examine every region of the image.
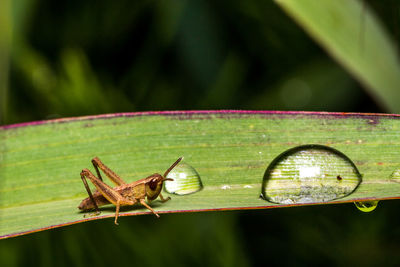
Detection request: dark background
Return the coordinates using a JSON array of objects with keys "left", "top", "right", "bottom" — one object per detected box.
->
[{"left": 1, "top": 0, "right": 400, "bottom": 266}]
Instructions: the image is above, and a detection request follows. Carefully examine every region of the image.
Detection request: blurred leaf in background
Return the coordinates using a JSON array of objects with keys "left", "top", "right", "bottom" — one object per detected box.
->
[
  {"left": 1, "top": 0, "right": 400, "bottom": 266},
  {"left": 275, "top": 0, "right": 400, "bottom": 113},
  {"left": 0, "top": 0, "right": 11, "bottom": 123},
  {"left": 5, "top": 0, "right": 391, "bottom": 125}
]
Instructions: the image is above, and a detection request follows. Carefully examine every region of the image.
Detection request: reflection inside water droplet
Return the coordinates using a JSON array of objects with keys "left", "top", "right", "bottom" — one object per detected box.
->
[
  {"left": 261, "top": 144, "right": 362, "bottom": 204},
  {"left": 354, "top": 200, "right": 379, "bottom": 212},
  {"left": 165, "top": 161, "right": 203, "bottom": 195}
]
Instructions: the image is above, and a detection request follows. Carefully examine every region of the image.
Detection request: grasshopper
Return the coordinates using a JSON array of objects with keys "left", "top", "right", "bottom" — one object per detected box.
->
[{"left": 78, "top": 157, "right": 182, "bottom": 224}]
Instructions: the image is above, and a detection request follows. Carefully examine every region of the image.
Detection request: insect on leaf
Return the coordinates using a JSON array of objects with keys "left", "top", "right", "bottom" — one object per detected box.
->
[{"left": 1, "top": 110, "right": 400, "bottom": 239}]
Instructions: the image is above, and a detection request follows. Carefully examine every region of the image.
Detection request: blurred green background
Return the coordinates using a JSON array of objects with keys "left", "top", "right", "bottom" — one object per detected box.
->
[{"left": 1, "top": 0, "right": 400, "bottom": 266}]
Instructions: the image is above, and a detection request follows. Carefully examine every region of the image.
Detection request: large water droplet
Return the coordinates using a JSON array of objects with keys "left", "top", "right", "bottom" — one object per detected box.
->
[
  {"left": 165, "top": 161, "right": 203, "bottom": 195},
  {"left": 261, "top": 144, "right": 362, "bottom": 204},
  {"left": 354, "top": 200, "right": 379, "bottom": 212}
]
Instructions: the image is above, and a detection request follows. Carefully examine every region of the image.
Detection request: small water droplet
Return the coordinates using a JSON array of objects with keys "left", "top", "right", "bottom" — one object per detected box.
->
[
  {"left": 261, "top": 144, "right": 362, "bottom": 204},
  {"left": 390, "top": 169, "right": 400, "bottom": 183},
  {"left": 165, "top": 161, "right": 203, "bottom": 195},
  {"left": 354, "top": 200, "right": 379, "bottom": 212},
  {"left": 221, "top": 185, "right": 231, "bottom": 190},
  {"left": 244, "top": 185, "right": 252, "bottom": 189}
]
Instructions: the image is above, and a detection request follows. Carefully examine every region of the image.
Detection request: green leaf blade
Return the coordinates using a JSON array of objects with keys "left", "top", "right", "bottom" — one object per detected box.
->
[
  {"left": 1, "top": 110, "right": 400, "bottom": 239},
  {"left": 275, "top": 0, "right": 400, "bottom": 112}
]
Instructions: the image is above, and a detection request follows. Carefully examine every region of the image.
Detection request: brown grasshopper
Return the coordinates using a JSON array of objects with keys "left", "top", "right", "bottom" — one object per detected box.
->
[{"left": 78, "top": 157, "right": 182, "bottom": 224}]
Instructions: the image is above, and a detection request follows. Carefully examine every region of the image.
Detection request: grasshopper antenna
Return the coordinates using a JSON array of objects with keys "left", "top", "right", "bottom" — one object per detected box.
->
[{"left": 163, "top": 157, "right": 183, "bottom": 177}]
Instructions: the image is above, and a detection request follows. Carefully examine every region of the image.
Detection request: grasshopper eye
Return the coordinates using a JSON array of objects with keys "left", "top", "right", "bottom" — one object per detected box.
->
[{"left": 149, "top": 179, "right": 158, "bottom": 190}]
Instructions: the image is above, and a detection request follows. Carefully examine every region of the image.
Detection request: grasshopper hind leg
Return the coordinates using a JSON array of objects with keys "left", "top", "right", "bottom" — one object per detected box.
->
[
  {"left": 80, "top": 170, "right": 101, "bottom": 216},
  {"left": 80, "top": 168, "right": 135, "bottom": 224}
]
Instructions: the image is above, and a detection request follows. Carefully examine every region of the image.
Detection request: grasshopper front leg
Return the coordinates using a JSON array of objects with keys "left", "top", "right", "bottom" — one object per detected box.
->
[
  {"left": 80, "top": 169, "right": 135, "bottom": 225},
  {"left": 158, "top": 193, "right": 171, "bottom": 203}
]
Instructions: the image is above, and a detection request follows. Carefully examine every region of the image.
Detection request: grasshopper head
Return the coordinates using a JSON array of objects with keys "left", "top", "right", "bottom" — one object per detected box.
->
[
  {"left": 145, "top": 158, "right": 182, "bottom": 201},
  {"left": 145, "top": 175, "right": 173, "bottom": 200}
]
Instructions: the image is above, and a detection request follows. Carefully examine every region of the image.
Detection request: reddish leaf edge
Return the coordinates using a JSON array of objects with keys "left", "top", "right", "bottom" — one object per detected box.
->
[
  {"left": 1, "top": 110, "right": 400, "bottom": 130},
  {"left": 2, "top": 109, "right": 400, "bottom": 239},
  {"left": 1, "top": 196, "right": 399, "bottom": 240}
]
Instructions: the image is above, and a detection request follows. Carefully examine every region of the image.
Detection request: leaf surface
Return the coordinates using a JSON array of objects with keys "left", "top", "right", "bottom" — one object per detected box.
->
[{"left": 1, "top": 110, "right": 400, "bottom": 238}]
